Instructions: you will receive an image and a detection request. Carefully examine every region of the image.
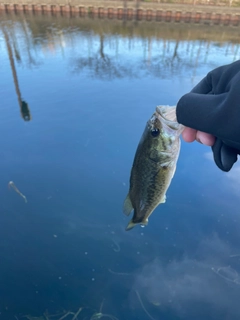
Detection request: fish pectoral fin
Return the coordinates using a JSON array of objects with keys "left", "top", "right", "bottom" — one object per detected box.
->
[
  {"left": 125, "top": 218, "right": 148, "bottom": 231},
  {"left": 123, "top": 194, "right": 133, "bottom": 216}
]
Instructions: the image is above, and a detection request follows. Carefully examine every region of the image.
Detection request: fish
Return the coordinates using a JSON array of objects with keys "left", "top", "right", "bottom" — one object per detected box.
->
[{"left": 123, "top": 105, "right": 184, "bottom": 231}]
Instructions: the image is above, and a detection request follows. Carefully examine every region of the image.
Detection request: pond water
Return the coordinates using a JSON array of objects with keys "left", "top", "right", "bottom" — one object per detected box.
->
[{"left": 1, "top": 12, "right": 240, "bottom": 320}]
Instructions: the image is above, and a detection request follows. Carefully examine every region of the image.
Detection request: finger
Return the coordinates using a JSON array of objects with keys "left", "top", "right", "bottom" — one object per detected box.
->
[
  {"left": 182, "top": 128, "right": 215, "bottom": 146},
  {"left": 196, "top": 131, "right": 215, "bottom": 146},
  {"left": 182, "top": 127, "right": 197, "bottom": 143}
]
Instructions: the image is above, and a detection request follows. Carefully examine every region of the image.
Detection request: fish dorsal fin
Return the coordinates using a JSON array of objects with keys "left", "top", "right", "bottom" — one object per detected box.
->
[{"left": 123, "top": 194, "right": 133, "bottom": 216}]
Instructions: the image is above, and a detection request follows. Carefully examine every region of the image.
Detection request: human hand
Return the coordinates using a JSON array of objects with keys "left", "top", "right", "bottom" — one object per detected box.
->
[
  {"left": 176, "top": 60, "right": 240, "bottom": 172},
  {"left": 182, "top": 127, "right": 215, "bottom": 146}
]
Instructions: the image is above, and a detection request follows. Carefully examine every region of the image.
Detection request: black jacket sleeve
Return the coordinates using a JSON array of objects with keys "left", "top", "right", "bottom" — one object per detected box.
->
[{"left": 176, "top": 60, "right": 240, "bottom": 172}]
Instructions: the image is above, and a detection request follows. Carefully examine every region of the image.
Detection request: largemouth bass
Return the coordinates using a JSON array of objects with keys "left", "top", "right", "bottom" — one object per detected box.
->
[{"left": 123, "top": 105, "right": 184, "bottom": 231}]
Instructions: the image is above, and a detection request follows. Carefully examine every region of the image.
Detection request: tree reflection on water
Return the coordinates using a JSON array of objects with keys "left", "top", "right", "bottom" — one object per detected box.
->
[{"left": 1, "top": 13, "right": 240, "bottom": 82}]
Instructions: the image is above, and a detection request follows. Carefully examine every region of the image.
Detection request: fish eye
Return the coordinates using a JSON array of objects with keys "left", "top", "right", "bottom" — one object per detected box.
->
[{"left": 151, "top": 128, "right": 160, "bottom": 137}]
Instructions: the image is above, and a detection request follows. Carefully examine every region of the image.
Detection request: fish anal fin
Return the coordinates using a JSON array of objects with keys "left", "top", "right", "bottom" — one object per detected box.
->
[{"left": 123, "top": 194, "right": 133, "bottom": 216}]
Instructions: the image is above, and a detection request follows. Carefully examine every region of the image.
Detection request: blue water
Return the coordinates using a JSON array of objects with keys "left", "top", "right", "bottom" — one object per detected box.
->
[{"left": 0, "top": 13, "right": 240, "bottom": 320}]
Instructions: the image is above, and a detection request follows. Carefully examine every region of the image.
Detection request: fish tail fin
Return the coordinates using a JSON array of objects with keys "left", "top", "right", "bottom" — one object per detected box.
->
[
  {"left": 125, "top": 218, "right": 148, "bottom": 231},
  {"left": 123, "top": 194, "right": 133, "bottom": 216}
]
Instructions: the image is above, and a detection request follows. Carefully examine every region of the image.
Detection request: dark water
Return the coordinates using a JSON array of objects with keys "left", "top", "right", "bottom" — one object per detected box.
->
[{"left": 0, "top": 12, "right": 240, "bottom": 320}]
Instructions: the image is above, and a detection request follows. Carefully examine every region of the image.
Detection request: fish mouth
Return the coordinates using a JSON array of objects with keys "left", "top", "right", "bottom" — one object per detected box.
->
[{"left": 155, "top": 105, "right": 183, "bottom": 131}]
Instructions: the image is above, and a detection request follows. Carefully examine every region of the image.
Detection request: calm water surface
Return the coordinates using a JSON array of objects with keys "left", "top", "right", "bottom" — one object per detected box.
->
[{"left": 0, "top": 12, "right": 240, "bottom": 320}]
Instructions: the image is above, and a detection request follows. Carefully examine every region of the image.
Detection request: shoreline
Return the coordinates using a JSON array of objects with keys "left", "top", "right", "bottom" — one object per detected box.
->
[{"left": 1, "top": 1, "right": 240, "bottom": 25}]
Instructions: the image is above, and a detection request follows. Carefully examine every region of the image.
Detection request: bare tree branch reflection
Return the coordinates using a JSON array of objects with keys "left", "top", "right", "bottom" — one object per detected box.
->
[
  {"left": 20, "top": 18, "right": 39, "bottom": 67},
  {"left": 172, "top": 40, "right": 180, "bottom": 61},
  {"left": 99, "top": 34, "right": 105, "bottom": 59},
  {"left": 1, "top": 14, "right": 240, "bottom": 82},
  {"left": 72, "top": 33, "right": 138, "bottom": 79}
]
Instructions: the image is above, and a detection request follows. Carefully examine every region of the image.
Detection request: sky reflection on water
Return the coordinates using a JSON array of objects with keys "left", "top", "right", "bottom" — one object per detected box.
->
[{"left": 0, "top": 13, "right": 240, "bottom": 320}]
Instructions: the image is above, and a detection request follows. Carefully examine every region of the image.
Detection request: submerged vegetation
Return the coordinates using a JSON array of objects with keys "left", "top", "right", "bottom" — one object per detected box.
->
[{"left": 17, "top": 301, "right": 119, "bottom": 320}]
